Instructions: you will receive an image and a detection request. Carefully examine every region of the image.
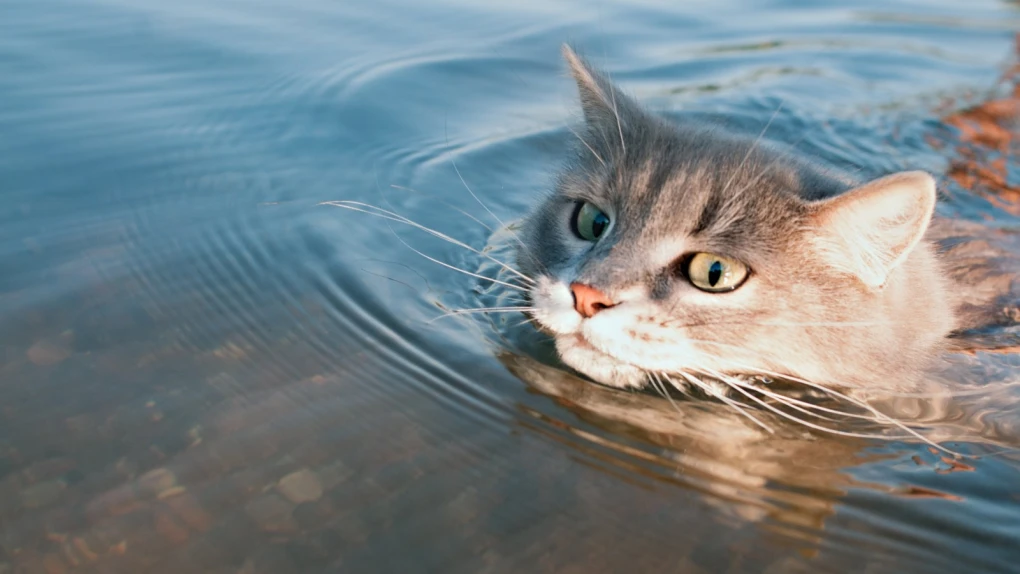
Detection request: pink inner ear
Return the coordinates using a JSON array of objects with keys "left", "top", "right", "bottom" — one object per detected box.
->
[{"left": 808, "top": 171, "right": 936, "bottom": 288}]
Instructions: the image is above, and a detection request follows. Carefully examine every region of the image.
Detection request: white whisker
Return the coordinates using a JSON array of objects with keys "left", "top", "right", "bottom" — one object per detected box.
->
[
  {"left": 718, "top": 126, "right": 815, "bottom": 217},
  {"left": 604, "top": 73, "right": 626, "bottom": 154},
  {"left": 510, "top": 316, "right": 538, "bottom": 329},
  {"left": 388, "top": 232, "right": 530, "bottom": 293},
  {"left": 732, "top": 380, "right": 843, "bottom": 422},
  {"left": 646, "top": 373, "right": 668, "bottom": 399},
  {"left": 322, "top": 200, "right": 535, "bottom": 285},
  {"left": 326, "top": 200, "right": 533, "bottom": 283},
  {"left": 651, "top": 372, "right": 683, "bottom": 414},
  {"left": 566, "top": 124, "right": 607, "bottom": 168},
  {"left": 733, "top": 379, "right": 877, "bottom": 423},
  {"left": 389, "top": 184, "right": 495, "bottom": 233},
  {"left": 756, "top": 320, "right": 894, "bottom": 328},
  {"left": 428, "top": 306, "right": 534, "bottom": 323},
  {"left": 452, "top": 163, "right": 549, "bottom": 277},
  {"left": 700, "top": 369, "right": 926, "bottom": 442},
  {"left": 719, "top": 101, "right": 784, "bottom": 198},
  {"left": 443, "top": 125, "right": 548, "bottom": 278},
  {"left": 672, "top": 372, "right": 775, "bottom": 434},
  {"left": 681, "top": 340, "right": 969, "bottom": 453},
  {"left": 707, "top": 362, "right": 963, "bottom": 456},
  {"left": 664, "top": 318, "right": 896, "bottom": 329},
  {"left": 451, "top": 158, "right": 507, "bottom": 230}
]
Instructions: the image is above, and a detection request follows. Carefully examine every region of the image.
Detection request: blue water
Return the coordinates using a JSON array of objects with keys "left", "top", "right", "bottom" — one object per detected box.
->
[{"left": 1, "top": 0, "right": 1019, "bottom": 572}]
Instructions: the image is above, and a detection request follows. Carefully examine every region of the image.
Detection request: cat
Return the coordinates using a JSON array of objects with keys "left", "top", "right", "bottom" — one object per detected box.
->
[{"left": 515, "top": 45, "right": 966, "bottom": 395}]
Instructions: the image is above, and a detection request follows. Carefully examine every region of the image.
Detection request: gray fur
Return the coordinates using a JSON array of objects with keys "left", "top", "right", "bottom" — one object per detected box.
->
[{"left": 516, "top": 46, "right": 955, "bottom": 392}]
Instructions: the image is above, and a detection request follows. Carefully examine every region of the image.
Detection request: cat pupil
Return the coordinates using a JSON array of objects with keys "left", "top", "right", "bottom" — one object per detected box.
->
[
  {"left": 708, "top": 260, "right": 723, "bottom": 286},
  {"left": 592, "top": 213, "right": 608, "bottom": 237}
]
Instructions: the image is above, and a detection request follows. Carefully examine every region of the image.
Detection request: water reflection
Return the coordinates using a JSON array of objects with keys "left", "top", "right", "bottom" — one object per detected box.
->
[{"left": 929, "top": 36, "right": 1019, "bottom": 229}]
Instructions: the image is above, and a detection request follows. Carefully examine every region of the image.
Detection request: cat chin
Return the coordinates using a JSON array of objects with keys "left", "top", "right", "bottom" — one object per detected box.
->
[{"left": 555, "top": 334, "right": 648, "bottom": 389}]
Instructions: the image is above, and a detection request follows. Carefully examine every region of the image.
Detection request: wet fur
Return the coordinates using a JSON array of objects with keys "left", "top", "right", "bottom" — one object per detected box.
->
[{"left": 517, "top": 46, "right": 957, "bottom": 393}]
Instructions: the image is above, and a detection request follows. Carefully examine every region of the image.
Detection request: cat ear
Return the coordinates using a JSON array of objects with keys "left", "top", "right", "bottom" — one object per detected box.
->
[
  {"left": 562, "top": 44, "right": 638, "bottom": 137},
  {"left": 806, "top": 171, "right": 937, "bottom": 289}
]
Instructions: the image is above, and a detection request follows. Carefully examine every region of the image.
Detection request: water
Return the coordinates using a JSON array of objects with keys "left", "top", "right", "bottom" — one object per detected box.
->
[{"left": 1, "top": 0, "right": 1019, "bottom": 572}]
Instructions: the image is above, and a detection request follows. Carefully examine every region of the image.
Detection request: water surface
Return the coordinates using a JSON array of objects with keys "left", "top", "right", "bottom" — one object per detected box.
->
[{"left": 1, "top": 0, "right": 1020, "bottom": 572}]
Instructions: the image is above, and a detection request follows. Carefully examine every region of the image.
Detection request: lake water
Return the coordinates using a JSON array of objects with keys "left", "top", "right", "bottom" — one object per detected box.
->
[{"left": 2, "top": 0, "right": 1020, "bottom": 572}]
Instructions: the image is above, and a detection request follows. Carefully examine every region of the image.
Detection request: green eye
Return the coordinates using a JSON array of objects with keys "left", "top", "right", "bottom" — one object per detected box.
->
[
  {"left": 685, "top": 253, "right": 749, "bottom": 292},
  {"left": 572, "top": 201, "right": 611, "bottom": 242}
]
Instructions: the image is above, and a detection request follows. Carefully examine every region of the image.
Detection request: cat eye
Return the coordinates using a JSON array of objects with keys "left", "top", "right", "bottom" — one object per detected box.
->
[
  {"left": 572, "top": 201, "right": 611, "bottom": 242},
  {"left": 683, "top": 252, "right": 749, "bottom": 292}
]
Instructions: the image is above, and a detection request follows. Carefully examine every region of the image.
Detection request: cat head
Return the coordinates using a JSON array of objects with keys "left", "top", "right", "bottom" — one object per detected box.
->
[{"left": 516, "top": 45, "right": 955, "bottom": 392}]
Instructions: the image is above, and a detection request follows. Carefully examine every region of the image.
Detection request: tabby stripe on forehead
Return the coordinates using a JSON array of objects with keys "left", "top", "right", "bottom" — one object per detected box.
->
[
  {"left": 645, "top": 147, "right": 675, "bottom": 200},
  {"left": 692, "top": 189, "right": 725, "bottom": 235}
]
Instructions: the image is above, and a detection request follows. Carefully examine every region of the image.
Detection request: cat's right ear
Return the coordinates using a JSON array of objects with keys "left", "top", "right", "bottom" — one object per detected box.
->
[
  {"left": 562, "top": 44, "right": 639, "bottom": 138},
  {"left": 806, "top": 171, "right": 937, "bottom": 289}
]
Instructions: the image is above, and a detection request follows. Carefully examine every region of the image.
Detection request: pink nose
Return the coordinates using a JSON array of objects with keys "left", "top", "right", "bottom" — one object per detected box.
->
[{"left": 570, "top": 283, "right": 616, "bottom": 318}]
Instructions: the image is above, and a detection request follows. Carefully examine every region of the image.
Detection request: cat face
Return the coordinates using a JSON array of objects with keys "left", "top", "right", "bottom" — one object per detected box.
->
[{"left": 516, "top": 46, "right": 954, "bottom": 392}]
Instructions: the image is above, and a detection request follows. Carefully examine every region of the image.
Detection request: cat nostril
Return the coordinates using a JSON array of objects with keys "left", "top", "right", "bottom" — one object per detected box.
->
[{"left": 569, "top": 282, "right": 616, "bottom": 318}]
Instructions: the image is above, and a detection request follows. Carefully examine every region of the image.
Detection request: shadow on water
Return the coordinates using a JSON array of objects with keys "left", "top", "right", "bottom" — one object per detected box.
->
[{"left": 1, "top": 0, "right": 1020, "bottom": 572}]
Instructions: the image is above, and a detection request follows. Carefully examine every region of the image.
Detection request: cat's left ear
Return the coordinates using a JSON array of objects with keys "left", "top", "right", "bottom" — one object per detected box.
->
[
  {"left": 806, "top": 171, "right": 937, "bottom": 289},
  {"left": 562, "top": 44, "right": 641, "bottom": 137}
]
